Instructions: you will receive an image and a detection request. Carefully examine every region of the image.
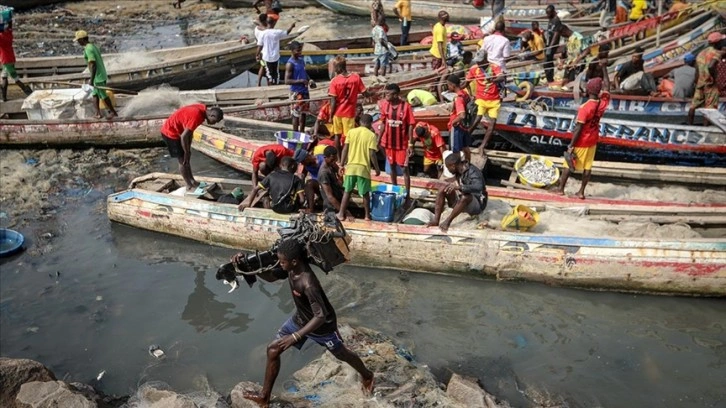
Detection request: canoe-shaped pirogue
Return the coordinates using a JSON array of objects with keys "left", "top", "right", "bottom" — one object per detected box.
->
[{"left": 108, "top": 173, "right": 726, "bottom": 297}]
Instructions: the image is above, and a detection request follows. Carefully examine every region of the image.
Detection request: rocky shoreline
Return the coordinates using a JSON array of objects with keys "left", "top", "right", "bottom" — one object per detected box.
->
[{"left": 1, "top": 325, "right": 510, "bottom": 408}]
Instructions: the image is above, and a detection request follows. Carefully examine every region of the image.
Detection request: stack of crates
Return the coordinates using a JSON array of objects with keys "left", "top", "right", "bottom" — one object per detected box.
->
[{"left": 0, "top": 6, "right": 13, "bottom": 32}]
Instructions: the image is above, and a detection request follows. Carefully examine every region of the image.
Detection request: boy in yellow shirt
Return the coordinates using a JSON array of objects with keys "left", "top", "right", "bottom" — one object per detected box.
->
[{"left": 337, "top": 114, "right": 381, "bottom": 221}]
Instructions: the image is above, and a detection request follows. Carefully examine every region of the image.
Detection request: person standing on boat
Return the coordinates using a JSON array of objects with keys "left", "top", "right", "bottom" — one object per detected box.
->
[
  {"left": 688, "top": 33, "right": 725, "bottom": 125},
  {"left": 429, "top": 11, "right": 449, "bottom": 72},
  {"left": 254, "top": 13, "right": 269, "bottom": 87},
  {"left": 328, "top": 56, "right": 367, "bottom": 156},
  {"left": 670, "top": 53, "right": 696, "bottom": 99},
  {"left": 285, "top": 41, "right": 314, "bottom": 133},
  {"left": 558, "top": 25, "right": 585, "bottom": 82},
  {"left": 370, "top": 0, "right": 388, "bottom": 32},
  {"left": 628, "top": 0, "right": 648, "bottom": 21},
  {"left": 160, "top": 104, "right": 223, "bottom": 191},
  {"left": 75, "top": 30, "right": 118, "bottom": 119},
  {"left": 0, "top": 19, "right": 32, "bottom": 101},
  {"left": 257, "top": 18, "right": 296, "bottom": 86},
  {"left": 240, "top": 238, "right": 375, "bottom": 407},
  {"left": 480, "top": 21, "right": 511, "bottom": 72},
  {"left": 556, "top": 75, "right": 610, "bottom": 200},
  {"left": 378, "top": 83, "right": 415, "bottom": 200},
  {"left": 372, "top": 15, "right": 391, "bottom": 77},
  {"left": 465, "top": 51, "right": 504, "bottom": 158},
  {"left": 337, "top": 114, "right": 380, "bottom": 221},
  {"left": 412, "top": 122, "right": 447, "bottom": 178},
  {"left": 446, "top": 74, "right": 472, "bottom": 162},
  {"left": 543, "top": 5, "right": 562, "bottom": 84},
  {"left": 428, "top": 153, "right": 487, "bottom": 232},
  {"left": 393, "top": 0, "right": 412, "bottom": 46}
]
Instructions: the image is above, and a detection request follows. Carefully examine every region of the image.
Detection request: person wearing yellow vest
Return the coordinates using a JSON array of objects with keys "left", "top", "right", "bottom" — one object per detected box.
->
[{"left": 429, "top": 11, "right": 449, "bottom": 71}]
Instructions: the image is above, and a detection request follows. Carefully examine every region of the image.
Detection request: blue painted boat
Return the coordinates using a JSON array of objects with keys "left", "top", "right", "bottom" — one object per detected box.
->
[{"left": 0, "top": 228, "right": 24, "bottom": 257}]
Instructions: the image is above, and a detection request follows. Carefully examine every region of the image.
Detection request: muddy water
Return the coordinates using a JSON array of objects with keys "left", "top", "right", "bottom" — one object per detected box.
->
[{"left": 1, "top": 152, "right": 725, "bottom": 407}]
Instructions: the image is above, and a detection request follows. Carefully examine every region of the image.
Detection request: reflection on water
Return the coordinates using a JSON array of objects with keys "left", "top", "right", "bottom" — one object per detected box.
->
[{"left": 1, "top": 154, "right": 725, "bottom": 406}]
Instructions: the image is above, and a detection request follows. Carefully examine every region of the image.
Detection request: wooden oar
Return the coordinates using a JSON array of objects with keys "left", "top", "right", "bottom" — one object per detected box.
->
[{"left": 29, "top": 80, "right": 139, "bottom": 95}]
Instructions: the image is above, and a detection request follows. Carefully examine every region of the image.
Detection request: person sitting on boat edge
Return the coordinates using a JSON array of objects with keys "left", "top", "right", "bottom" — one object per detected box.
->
[
  {"left": 464, "top": 51, "right": 504, "bottom": 159},
  {"left": 412, "top": 122, "right": 447, "bottom": 179},
  {"left": 75, "top": 30, "right": 118, "bottom": 119},
  {"left": 240, "top": 156, "right": 305, "bottom": 214},
  {"left": 239, "top": 238, "right": 374, "bottom": 407},
  {"left": 428, "top": 153, "right": 487, "bottom": 232},
  {"left": 317, "top": 146, "right": 353, "bottom": 218},
  {"left": 688, "top": 32, "right": 725, "bottom": 125},
  {"left": 285, "top": 41, "right": 314, "bottom": 133},
  {"left": 556, "top": 74, "right": 610, "bottom": 200},
  {"left": 337, "top": 114, "right": 381, "bottom": 222},
  {"left": 160, "top": 104, "right": 223, "bottom": 191},
  {"left": 614, "top": 46, "right": 647, "bottom": 92},
  {"left": 249, "top": 143, "right": 295, "bottom": 188},
  {"left": 378, "top": 82, "right": 415, "bottom": 201},
  {"left": 295, "top": 147, "right": 326, "bottom": 213},
  {"left": 668, "top": 52, "right": 696, "bottom": 99}
]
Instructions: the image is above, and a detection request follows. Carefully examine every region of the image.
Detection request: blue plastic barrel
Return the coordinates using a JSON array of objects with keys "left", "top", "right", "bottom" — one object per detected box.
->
[{"left": 370, "top": 191, "right": 397, "bottom": 222}]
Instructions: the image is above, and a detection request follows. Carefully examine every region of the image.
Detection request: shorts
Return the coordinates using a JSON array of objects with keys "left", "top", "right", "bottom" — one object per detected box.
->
[
  {"left": 450, "top": 126, "right": 471, "bottom": 153},
  {"left": 332, "top": 115, "right": 355, "bottom": 136},
  {"left": 692, "top": 86, "right": 720, "bottom": 110},
  {"left": 161, "top": 134, "right": 184, "bottom": 158},
  {"left": 374, "top": 53, "right": 390, "bottom": 67},
  {"left": 1, "top": 63, "right": 17, "bottom": 80},
  {"left": 264, "top": 60, "right": 280, "bottom": 84},
  {"left": 459, "top": 192, "right": 486, "bottom": 216},
  {"left": 92, "top": 81, "right": 108, "bottom": 99},
  {"left": 290, "top": 90, "right": 310, "bottom": 118},
  {"left": 566, "top": 146, "right": 597, "bottom": 172},
  {"left": 385, "top": 148, "right": 407, "bottom": 167},
  {"left": 423, "top": 157, "right": 443, "bottom": 167},
  {"left": 343, "top": 175, "right": 372, "bottom": 195},
  {"left": 475, "top": 99, "right": 500, "bottom": 119},
  {"left": 276, "top": 317, "right": 343, "bottom": 352}
]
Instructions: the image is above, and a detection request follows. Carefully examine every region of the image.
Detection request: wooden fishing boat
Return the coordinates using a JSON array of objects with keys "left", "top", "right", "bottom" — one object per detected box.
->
[
  {"left": 108, "top": 173, "right": 726, "bottom": 296},
  {"left": 10, "top": 36, "right": 299, "bottom": 99},
  {"left": 191, "top": 120, "right": 726, "bottom": 225},
  {"left": 0, "top": 115, "right": 166, "bottom": 148},
  {"left": 314, "top": 0, "right": 592, "bottom": 24},
  {"left": 414, "top": 104, "right": 726, "bottom": 167}
]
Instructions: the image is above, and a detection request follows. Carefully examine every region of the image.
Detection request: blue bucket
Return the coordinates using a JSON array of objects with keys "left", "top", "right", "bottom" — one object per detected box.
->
[
  {"left": 275, "top": 131, "right": 312, "bottom": 151},
  {"left": 0, "top": 228, "right": 24, "bottom": 257}
]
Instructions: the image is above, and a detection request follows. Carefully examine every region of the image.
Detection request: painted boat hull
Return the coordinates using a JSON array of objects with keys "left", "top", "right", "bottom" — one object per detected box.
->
[
  {"left": 107, "top": 173, "right": 726, "bottom": 296},
  {"left": 2, "top": 0, "right": 63, "bottom": 9},
  {"left": 414, "top": 105, "right": 726, "bottom": 167}
]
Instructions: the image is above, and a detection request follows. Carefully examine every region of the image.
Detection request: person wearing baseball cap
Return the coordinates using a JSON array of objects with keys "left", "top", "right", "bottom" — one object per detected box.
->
[
  {"left": 556, "top": 71, "right": 611, "bottom": 200},
  {"left": 669, "top": 53, "right": 696, "bottom": 99},
  {"left": 75, "top": 30, "right": 117, "bottom": 119},
  {"left": 688, "top": 31, "right": 725, "bottom": 124}
]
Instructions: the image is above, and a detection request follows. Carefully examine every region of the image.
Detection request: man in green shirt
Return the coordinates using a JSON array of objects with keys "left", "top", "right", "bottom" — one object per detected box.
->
[{"left": 75, "top": 30, "right": 118, "bottom": 119}]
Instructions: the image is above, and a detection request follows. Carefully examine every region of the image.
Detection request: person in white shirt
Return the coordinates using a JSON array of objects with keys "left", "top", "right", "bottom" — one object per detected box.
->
[
  {"left": 256, "top": 17, "right": 295, "bottom": 85},
  {"left": 254, "top": 13, "right": 269, "bottom": 87},
  {"left": 481, "top": 20, "right": 511, "bottom": 72}
]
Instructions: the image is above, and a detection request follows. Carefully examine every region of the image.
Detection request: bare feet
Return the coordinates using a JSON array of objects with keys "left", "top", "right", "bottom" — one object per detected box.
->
[
  {"left": 106, "top": 112, "right": 118, "bottom": 120},
  {"left": 363, "top": 216, "right": 372, "bottom": 221},
  {"left": 576, "top": 192, "right": 585, "bottom": 200},
  {"left": 555, "top": 189, "right": 566, "bottom": 196},
  {"left": 361, "top": 374, "right": 375, "bottom": 396},
  {"left": 439, "top": 220, "right": 451, "bottom": 232},
  {"left": 336, "top": 213, "right": 346, "bottom": 222},
  {"left": 242, "top": 391, "right": 268, "bottom": 408}
]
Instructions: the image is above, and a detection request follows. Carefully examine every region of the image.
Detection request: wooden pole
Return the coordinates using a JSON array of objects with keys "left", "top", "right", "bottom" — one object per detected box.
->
[{"left": 656, "top": 0, "right": 664, "bottom": 47}]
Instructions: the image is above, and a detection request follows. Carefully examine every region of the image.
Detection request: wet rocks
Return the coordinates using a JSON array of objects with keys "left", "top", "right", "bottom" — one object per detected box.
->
[
  {"left": 229, "top": 382, "right": 263, "bottom": 408},
  {"left": 447, "top": 373, "right": 503, "bottom": 408},
  {"left": 0, "top": 358, "right": 56, "bottom": 408},
  {"left": 127, "top": 383, "right": 198, "bottom": 408},
  {"left": 15, "top": 381, "right": 96, "bottom": 408}
]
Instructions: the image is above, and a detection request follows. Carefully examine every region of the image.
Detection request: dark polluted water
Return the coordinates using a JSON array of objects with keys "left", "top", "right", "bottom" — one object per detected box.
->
[{"left": 0, "top": 152, "right": 725, "bottom": 408}]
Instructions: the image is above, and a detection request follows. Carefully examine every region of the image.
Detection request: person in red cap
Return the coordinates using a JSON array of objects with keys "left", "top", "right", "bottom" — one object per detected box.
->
[
  {"left": 556, "top": 70, "right": 610, "bottom": 200},
  {"left": 688, "top": 32, "right": 726, "bottom": 125}
]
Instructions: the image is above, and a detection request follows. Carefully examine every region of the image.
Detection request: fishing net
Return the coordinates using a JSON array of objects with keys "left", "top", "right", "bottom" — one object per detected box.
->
[
  {"left": 105, "top": 51, "right": 166, "bottom": 71},
  {"left": 125, "top": 381, "right": 229, "bottom": 408},
  {"left": 119, "top": 84, "right": 208, "bottom": 117}
]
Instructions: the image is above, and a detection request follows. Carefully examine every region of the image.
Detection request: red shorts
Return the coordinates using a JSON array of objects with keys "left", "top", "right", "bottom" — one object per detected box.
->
[{"left": 385, "top": 148, "right": 408, "bottom": 167}]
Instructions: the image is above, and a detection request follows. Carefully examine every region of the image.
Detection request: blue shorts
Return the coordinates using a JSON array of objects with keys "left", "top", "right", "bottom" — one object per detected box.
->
[
  {"left": 276, "top": 317, "right": 344, "bottom": 352},
  {"left": 451, "top": 126, "right": 471, "bottom": 153},
  {"left": 375, "top": 53, "right": 390, "bottom": 67}
]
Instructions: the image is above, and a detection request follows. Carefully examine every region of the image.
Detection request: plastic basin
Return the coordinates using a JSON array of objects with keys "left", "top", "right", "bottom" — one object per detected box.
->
[{"left": 0, "top": 228, "right": 24, "bottom": 257}]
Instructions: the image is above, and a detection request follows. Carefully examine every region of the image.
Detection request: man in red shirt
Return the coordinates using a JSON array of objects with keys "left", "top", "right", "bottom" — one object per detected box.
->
[
  {"left": 328, "top": 56, "right": 367, "bottom": 156},
  {"left": 464, "top": 51, "right": 504, "bottom": 158},
  {"left": 446, "top": 74, "right": 472, "bottom": 163},
  {"left": 161, "top": 104, "right": 223, "bottom": 190},
  {"left": 250, "top": 143, "right": 295, "bottom": 187},
  {"left": 556, "top": 74, "right": 610, "bottom": 199},
  {"left": 378, "top": 83, "right": 415, "bottom": 198},
  {"left": 0, "top": 20, "right": 32, "bottom": 101},
  {"left": 412, "top": 121, "right": 446, "bottom": 178}
]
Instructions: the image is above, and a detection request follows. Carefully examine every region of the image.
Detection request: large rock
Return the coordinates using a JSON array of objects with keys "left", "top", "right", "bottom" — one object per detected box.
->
[
  {"left": 129, "top": 383, "right": 199, "bottom": 408},
  {"left": 229, "top": 382, "right": 263, "bottom": 408},
  {"left": 447, "top": 373, "right": 502, "bottom": 408},
  {"left": 15, "top": 381, "right": 96, "bottom": 408},
  {"left": 0, "top": 358, "right": 56, "bottom": 408}
]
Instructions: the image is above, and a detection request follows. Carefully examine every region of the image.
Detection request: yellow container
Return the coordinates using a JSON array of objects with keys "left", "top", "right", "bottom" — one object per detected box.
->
[
  {"left": 514, "top": 154, "right": 560, "bottom": 188},
  {"left": 99, "top": 90, "right": 115, "bottom": 109},
  {"left": 500, "top": 204, "right": 540, "bottom": 231}
]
